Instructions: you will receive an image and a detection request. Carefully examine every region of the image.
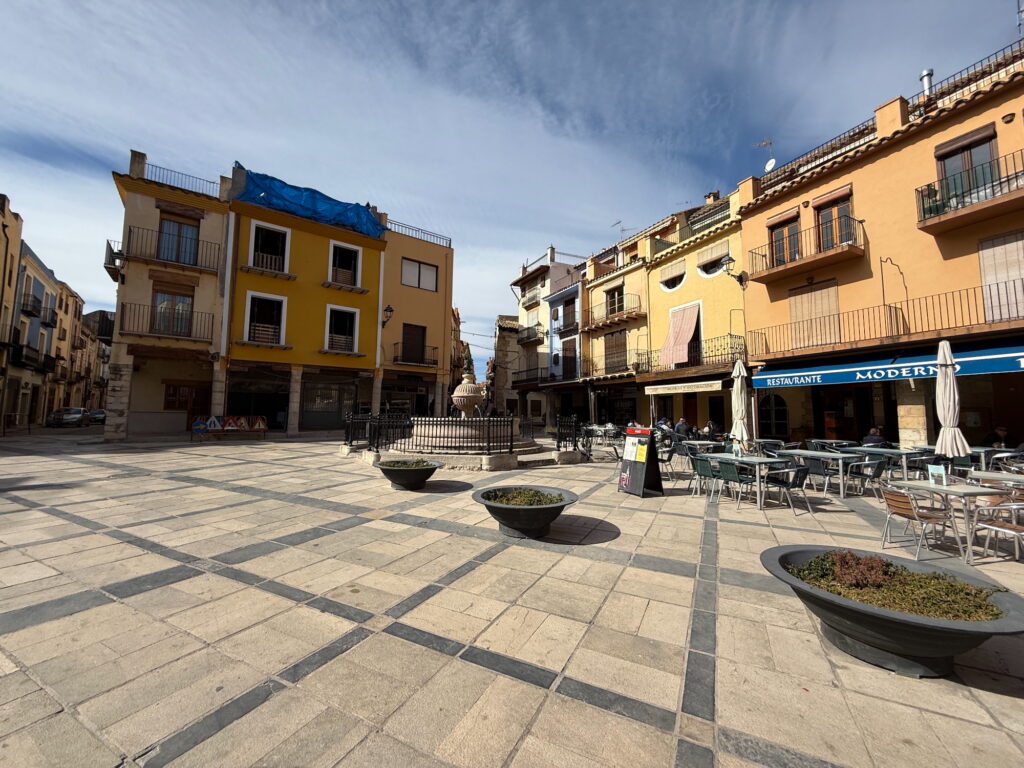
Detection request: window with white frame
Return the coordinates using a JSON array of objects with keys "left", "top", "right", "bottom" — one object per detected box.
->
[
  {"left": 329, "top": 243, "right": 361, "bottom": 287},
  {"left": 250, "top": 222, "right": 289, "bottom": 273},
  {"left": 246, "top": 293, "right": 285, "bottom": 344},
  {"left": 325, "top": 306, "right": 358, "bottom": 352},
  {"left": 401, "top": 258, "right": 438, "bottom": 291}
]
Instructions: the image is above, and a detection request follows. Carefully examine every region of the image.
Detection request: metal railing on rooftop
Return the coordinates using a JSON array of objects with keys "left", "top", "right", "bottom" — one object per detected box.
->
[
  {"left": 915, "top": 148, "right": 1024, "bottom": 221},
  {"left": 749, "top": 216, "right": 864, "bottom": 274},
  {"left": 760, "top": 118, "right": 877, "bottom": 192},
  {"left": 906, "top": 38, "right": 1024, "bottom": 121},
  {"left": 143, "top": 163, "right": 220, "bottom": 197},
  {"left": 387, "top": 220, "right": 452, "bottom": 248},
  {"left": 689, "top": 199, "right": 731, "bottom": 234}
]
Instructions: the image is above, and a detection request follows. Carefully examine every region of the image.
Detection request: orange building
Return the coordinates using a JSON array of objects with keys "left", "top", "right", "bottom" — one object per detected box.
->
[{"left": 741, "top": 40, "right": 1024, "bottom": 446}]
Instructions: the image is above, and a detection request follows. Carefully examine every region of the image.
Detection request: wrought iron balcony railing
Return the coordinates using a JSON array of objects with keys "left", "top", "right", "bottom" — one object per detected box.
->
[
  {"left": 746, "top": 278, "right": 1024, "bottom": 357},
  {"left": 580, "top": 349, "right": 651, "bottom": 378},
  {"left": 393, "top": 343, "right": 438, "bottom": 366},
  {"left": 119, "top": 303, "right": 215, "bottom": 342},
  {"left": 760, "top": 118, "right": 877, "bottom": 192},
  {"left": 20, "top": 295, "right": 42, "bottom": 317},
  {"left": 581, "top": 293, "right": 644, "bottom": 329},
  {"left": 749, "top": 216, "right": 864, "bottom": 275},
  {"left": 916, "top": 148, "right": 1024, "bottom": 222},
  {"left": 327, "top": 334, "right": 354, "bottom": 352},
  {"left": 120, "top": 226, "right": 222, "bottom": 271},
  {"left": 512, "top": 367, "right": 546, "bottom": 385},
  {"left": 40, "top": 308, "right": 57, "bottom": 327},
  {"left": 252, "top": 251, "right": 286, "bottom": 273},
  {"left": 520, "top": 287, "right": 542, "bottom": 307},
  {"left": 248, "top": 322, "right": 282, "bottom": 344},
  {"left": 517, "top": 325, "right": 544, "bottom": 344},
  {"left": 73, "top": 336, "right": 87, "bottom": 350},
  {"left": 648, "top": 334, "right": 745, "bottom": 372}
]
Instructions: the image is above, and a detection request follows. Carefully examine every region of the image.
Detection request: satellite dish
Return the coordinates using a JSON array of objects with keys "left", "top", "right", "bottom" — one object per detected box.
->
[{"left": 764, "top": 157, "right": 777, "bottom": 173}]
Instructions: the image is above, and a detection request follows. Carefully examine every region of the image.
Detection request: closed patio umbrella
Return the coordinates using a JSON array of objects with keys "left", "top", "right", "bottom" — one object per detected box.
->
[
  {"left": 731, "top": 359, "right": 751, "bottom": 443},
  {"left": 934, "top": 340, "right": 970, "bottom": 459}
]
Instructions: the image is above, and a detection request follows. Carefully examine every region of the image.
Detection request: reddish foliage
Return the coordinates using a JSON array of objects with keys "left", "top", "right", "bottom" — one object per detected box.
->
[{"left": 832, "top": 550, "right": 892, "bottom": 589}]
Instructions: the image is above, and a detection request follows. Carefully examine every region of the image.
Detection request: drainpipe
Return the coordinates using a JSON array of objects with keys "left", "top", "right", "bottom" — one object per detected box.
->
[{"left": 220, "top": 212, "right": 235, "bottom": 358}]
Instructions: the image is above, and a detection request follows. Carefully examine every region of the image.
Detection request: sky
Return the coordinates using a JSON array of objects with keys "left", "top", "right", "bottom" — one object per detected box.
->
[{"left": 1, "top": 0, "right": 1018, "bottom": 368}]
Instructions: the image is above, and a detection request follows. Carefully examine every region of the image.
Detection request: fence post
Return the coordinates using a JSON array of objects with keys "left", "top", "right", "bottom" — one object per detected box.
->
[{"left": 508, "top": 418, "right": 513, "bottom": 454}]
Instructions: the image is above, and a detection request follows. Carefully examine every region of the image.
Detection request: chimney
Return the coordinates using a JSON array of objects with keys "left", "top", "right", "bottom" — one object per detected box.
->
[
  {"left": 920, "top": 68, "right": 934, "bottom": 96},
  {"left": 547, "top": 245, "right": 556, "bottom": 264},
  {"left": 128, "top": 150, "right": 146, "bottom": 178},
  {"left": 704, "top": 191, "right": 720, "bottom": 205}
]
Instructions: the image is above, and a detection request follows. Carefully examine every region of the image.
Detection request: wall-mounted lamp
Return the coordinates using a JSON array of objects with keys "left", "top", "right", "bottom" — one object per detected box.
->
[
  {"left": 720, "top": 255, "right": 748, "bottom": 288},
  {"left": 381, "top": 305, "right": 394, "bottom": 328}
]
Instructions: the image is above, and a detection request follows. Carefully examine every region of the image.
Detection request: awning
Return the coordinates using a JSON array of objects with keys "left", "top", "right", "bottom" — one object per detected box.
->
[
  {"left": 752, "top": 343, "right": 1024, "bottom": 388},
  {"left": 645, "top": 380, "right": 723, "bottom": 395}
]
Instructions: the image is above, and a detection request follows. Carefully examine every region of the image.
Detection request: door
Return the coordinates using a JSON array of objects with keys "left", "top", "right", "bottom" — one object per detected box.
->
[
  {"left": 789, "top": 280, "right": 839, "bottom": 348},
  {"left": 817, "top": 198, "right": 853, "bottom": 251},
  {"left": 979, "top": 231, "right": 1024, "bottom": 322},
  {"left": 603, "top": 330, "right": 627, "bottom": 373},
  {"left": 561, "top": 338, "right": 577, "bottom": 379},
  {"left": 152, "top": 291, "right": 193, "bottom": 336},
  {"left": 402, "top": 324, "right": 427, "bottom": 364},
  {"left": 158, "top": 219, "right": 199, "bottom": 265}
]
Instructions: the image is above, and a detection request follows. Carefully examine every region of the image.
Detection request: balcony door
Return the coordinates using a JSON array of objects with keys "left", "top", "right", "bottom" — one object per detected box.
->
[
  {"left": 604, "top": 329, "right": 627, "bottom": 373},
  {"left": 817, "top": 198, "right": 853, "bottom": 251},
  {"left": 788, "top": 281, "right": 839, "bottom": 348},
  {"left": 402, "top": 323, "right": 426, "bottom": 364},
  {"left": 770, "top": 219, "right": 800, "bottom": 267},
  {"left": 605, "top": 286, "right": 624, "bottom": 317},
  {"left": 939, "top": 137, "right": 994, "bottom": 204},
  {"left": 152, "top": 291, "right": 193, "bottom": 337},
  {"left": 561, "top": 338, "right": 577, "bottom": 379},
  {"left": 979, "top": 231, "right": 1024, "bottom": 322},
  {"left": 158, "top": 218, "right": 199, "bottom": 265}
]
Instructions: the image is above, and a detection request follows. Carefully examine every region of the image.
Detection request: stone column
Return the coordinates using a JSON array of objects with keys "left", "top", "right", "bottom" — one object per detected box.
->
[
  {"left": 104, "top": 362, "right": 133, "bottom": 441},
  {"left": 370, "top": 369, "right": 383, "bottom": 414},
  {"left": 287, "top": 365, "right": 302, "bottom": 436},
  {"left": 517, "top": 391, "right": 528, "bottom": 421},
  {"left": 211, "top": 365, "right": 226, "bottom": 417},
  {"left": 895, "top": 379, "right": 929, "bottom": 447},
  {"left": 433, "top": 379, "right": 445, "bottom": 416}
]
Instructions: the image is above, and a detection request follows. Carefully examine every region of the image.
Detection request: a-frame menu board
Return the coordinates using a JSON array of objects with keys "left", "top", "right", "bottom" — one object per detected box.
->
[{"left": 617, "top": 427, "right": 664, "bottom": 498}]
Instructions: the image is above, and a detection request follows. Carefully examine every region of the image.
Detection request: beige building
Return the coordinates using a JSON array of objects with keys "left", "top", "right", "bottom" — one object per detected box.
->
[
  {"left": 487, "top": 315, "right": 519, "bottom": 416},
  {"left": 0, "top": 195, "right": 24, "bottom": 428},
  {"left": 8, "top": 242, "right": 60, "bottom": 426}
]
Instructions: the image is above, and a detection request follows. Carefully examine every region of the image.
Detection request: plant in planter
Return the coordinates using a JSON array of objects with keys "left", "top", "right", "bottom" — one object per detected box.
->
[
  {"left": 472, "top": 485, "right": 578, "bottom": 539},
  {"left": 761, "top": 545, "right": 1024, "bottom": 677},
  {"left": 374, "top": 459, "right": 443, "bottom": 491}
]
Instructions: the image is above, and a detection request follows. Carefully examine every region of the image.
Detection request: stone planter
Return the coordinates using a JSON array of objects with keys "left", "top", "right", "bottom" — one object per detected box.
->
[
  {"left": 472, "top": 485, "right": 578, "bottom": 539},
  {"left": 374, "top": 460, "right": 443, "bottom": 491},
  {"left": 761, "top": 545, "right": 1024, "bottom": 677}
]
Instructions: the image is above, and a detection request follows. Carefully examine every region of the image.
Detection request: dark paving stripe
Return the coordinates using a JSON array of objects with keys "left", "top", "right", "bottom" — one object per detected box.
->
[
  {"left": 675, "top": 738, "right": 714, "bottom": 768},
  {"left": 379, "top": 512, "right": 427, "bottom": 528},
  {"left": 435, "top": 559, "right": 483, "bottom": 586},
  {"left": 680, "top": 651, "right": 715, "bottom": 721},
  {"left": 630, "top": 553, "right": 697, "bottom": 578},
  {"left": 473, "top": 542, "right": 510, "bottom": 562},
  {"left": 719, "top": 567, "right": 791, "bottom": 596},
  {"left": 383, "top": 622, "right": 464, "bottom": 656},
  {"left": 693, "top": 580, "right": 717, "bottom": 613},
  {"left": 688, "top": 610, "right": 716, "bottom": 655},
  {"left": 212, "top": 541, "right": 286, "bottom": 565},
  {"left": 460, "top": 646, "right": 557, "bottom": 689},
  {"left": 697, "top": 564, "right": 718, "bottom": 582},
  {"left": 103, "top": 565, "right": 200, "bottom": 599},
  {"left": 271, "top": 528, "right": 336, "bottom": 546},
  {"left": 38, "top": 507, "right": 107, "bottom": 530},
  {"left": 278, "top": 627, "right": 374, "bottom": 683},
  {"left": 0, "top": 590, "right": 112, "bottom": 634},
  {"left": 556, "top": 677, "right": 676, "bottom": 731},
  {"left": 385, "top": 585, "right": 443, "bottom": 619},
  {"left": 255, "top": 580, "right": 316, "bottom": 603},
  {"left": 718, "top": 727, "right": 848, "bottom": 768},
  {"left": 321, "top": 516, "right": 369, "bottom": 532},
  {"left": 215, "top": 567, "right": 265, "bottom": 586},
  {"left": 306, "top": 596, "right": 373, "bottom": 623},
  {"left": 138, "top": 679, "right": 286, "bottom": 767}
]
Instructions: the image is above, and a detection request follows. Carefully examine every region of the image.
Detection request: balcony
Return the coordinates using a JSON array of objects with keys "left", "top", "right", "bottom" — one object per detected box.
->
[
  {"left": 555, "top": 315, "right": 579, "bottom": 336},
  {"left": 748, "top": 216, "right": 865, "bottom": 283},
  {"left": 53, "top": 364, "right": 68, "bottom": 381},
  {"left": 512, "top": 367, "right": 545, "bottom": 386},
  {"left": 521, "top": 287, "right": 541, "bottom": 308},
  {"left": 40, "top": 307, "right": 57, "bottom": 327},
  {"left": 73, "top": 335, "right": 87, "bottom": 351},
  {"left": 646, "top": 334, "right": 746, "bottom": 374},
  {"left": 916, "top": 149, "right": 1024, "bottom": 234},
  {"left": 517, "top": 325, "right": 544, "bottom": 345},
  {"left": 746, "top": 277, "right": 1024, "bottom": 360},
  {"left": 393, "top": 343, "right": 438, "bottom": 366},
  {"left": 116, "top": 226, "right": 223, "bottom": 273},
  {"left": 10, "top": 345, "right": 55, "bottom": 373},
  {"left": 119, "top": 303, "right": 214, "bottom": 342},
  {"left": 20, "top": 295, "right": 42, "bottom": 317},
  {"left": 580, "top": 349, "right": 651, "bottom": 379},
  {"left": 543, "top": 357, "right": 579, "bottom": 384},
  {"left": 58, "top": 328, "right": 67, "bottom": 341},
  {"left": 581, "top": 294, "right": 645, "bottom": 330}
]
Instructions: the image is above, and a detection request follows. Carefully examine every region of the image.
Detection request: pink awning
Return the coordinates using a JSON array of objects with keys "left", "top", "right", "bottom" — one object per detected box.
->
[{"left": 661, "top": 305, "right": 699, "bottom": 366}]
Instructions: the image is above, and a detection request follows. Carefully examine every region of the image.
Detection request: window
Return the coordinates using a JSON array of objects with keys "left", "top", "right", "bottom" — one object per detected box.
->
[
  {"left": 769, "top": 219, "right": 800, "bottom": 267},
  {"left": 562, "top": 299, "right": 576, "bottom": 325},
  {"left": 660, "top": 260, "right": 686, "bottom": 290},
  {"left": 159, "top": 218, "right": 200, "bottom": 265},
  {"left": 816, "top": 197, "right": 853, "bottom": 251},
  {"left": 247, "top": 294, "right": 285, "bottom": 344},
  {"left": 603, "top": 329, "right": 627, "bottom": 372},
  {"left": 164, "top": 384, "right": 191, "bottom": 410},
  {"left": 526, "top": 308, "right": 539, "bottom": 326},
  {"left": 605, "top": 286, "right": 624, "bottom": 315},
  {"left": 938, "top": 130, "right": 995, "bottom": 199},
  {"left": 251, "top": 223, "right": 289, "bottom": 272},
  {"left": 401, "top": 323, "right": 428, "bottom": 363},
  {"left": 401, "top": 258, "right": 438, "bottom": 291},
  {"left": 330, "top": 243, "right": 361, "bottom": 286},
  {"left": 325, "top": 306, "right": 358, "bottom": 352},
  {"left": 789, "top": 280, "right": 839, "bottom": 348},
  {"left": 151, "top": 290, "right": 193, "bottom": 336},
  {"left": 758, "top": 394, "right": 789, "bottom": 439}
]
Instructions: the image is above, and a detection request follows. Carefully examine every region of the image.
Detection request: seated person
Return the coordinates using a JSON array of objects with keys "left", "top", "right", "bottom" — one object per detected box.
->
[
  {"left": 862, "top": 427, "right": 887, "bottom": 446},
  {"left": 981, "top": 426, "right": 1010, "bottom": 448}
]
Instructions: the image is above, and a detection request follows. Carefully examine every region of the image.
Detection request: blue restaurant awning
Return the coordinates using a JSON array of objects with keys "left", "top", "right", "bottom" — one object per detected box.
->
[{"left": 752, "top": 342, "right": 1024, "bottom": 388}]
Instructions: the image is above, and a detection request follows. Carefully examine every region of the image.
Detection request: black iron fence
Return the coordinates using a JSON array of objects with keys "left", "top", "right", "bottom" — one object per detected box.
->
[
  {"left": 580, "top": 348, "right": 650, "bottom": 378},
  {"left": 582, "top": 293, "right": 644, "bottom": 328},
  {"left": 388, "top": 220, "right": 452, "bottom": 248},
  {"left": 21, "top": 295, "right": 42, "bottom": 316},
  {"left": 760, "top": 118, "right": 877, "bottom": 191},
  {"left": 350, "top": 414, "right": 514, "bottom": 454},
  {"left": 748, "top": 216, "right": 864, "bottom": 274},
  {"left": 40, "top": 307, "right": 57, "bottom": 327},
  {"left": 122, "top": 226, "right": 222, "bottom": 271},
  {"left": 144, "top": 163, "right": 220, "bottom": 197},
  {"left": 556, "top": 415, "right": 578, "bottom": 451},
  {"left": 648, "top": 334, "right": 745, "bottom": 372},
  {"left": 916, "top": 148, "right": 1024, "bottom": 221},
  {"left": 517, "top": 325, "right": 544, "bottom": 344},
  {"left": 393, "top": 343, "right": 438, "bottom": 366},
  {"left": 512, "top": 367, "right": 545, "bottom": 385},
  {"left": 119, "top": 303, "right": 215, "bottom": 341}
]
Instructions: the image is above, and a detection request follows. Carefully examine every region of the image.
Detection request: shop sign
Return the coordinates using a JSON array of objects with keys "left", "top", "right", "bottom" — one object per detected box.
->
[{"left": 644, "top": 380, "right": 723, "bottom": 395}]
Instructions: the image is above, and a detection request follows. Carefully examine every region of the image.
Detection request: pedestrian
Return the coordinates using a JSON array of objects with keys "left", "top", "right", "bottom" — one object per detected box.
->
[{"left": 674, "top": 416, "right": 690, "bottom": 437}]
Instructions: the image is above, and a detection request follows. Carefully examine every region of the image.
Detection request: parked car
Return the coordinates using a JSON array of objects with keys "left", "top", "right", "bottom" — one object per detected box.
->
[
  {"left": 89, "top": 409, "right": 107, "bottom": 425},
  {"left": 46, "top": 407, "right": 91, "bottom": 427}
]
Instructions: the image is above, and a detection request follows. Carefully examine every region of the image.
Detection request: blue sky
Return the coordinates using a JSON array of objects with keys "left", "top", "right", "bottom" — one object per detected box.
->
[{"left": 0, "top": 0, "right": 1017, "bottom": 366}]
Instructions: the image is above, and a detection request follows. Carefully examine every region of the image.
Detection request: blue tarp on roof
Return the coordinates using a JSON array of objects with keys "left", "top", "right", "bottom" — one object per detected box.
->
[{"left": 234, "top": 162, "right": 385, "bottom": 239}]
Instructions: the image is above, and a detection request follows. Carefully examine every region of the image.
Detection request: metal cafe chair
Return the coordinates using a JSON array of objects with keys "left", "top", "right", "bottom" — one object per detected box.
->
[
  {"left": 880, "top": 485, "right": 963, "bottom": 560},
  {"left": 718, "top": 460, "right": 757, "bottom": 509},
  {"left": 764, "top": 465, "right": 813, "bottom": 515},
  {"left": 804, "top": 457, "right": 839, "bottom": 495},
  {"left": 845, "top": 458, "right": 887, "bottom": 501},
  {"left": 975, "top": 487, "right": 1024, "bottom": 561},
  {"left": 691, "top": 456, "right": 722, "bottom": 501}
]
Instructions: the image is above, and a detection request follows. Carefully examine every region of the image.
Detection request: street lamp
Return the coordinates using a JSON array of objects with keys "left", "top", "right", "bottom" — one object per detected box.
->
[
  {"left": 382, "top": 305, "right": 394, "bottom": 327},
  {"left": 720, "top": 255, "right": 748, "bottom": 288}
]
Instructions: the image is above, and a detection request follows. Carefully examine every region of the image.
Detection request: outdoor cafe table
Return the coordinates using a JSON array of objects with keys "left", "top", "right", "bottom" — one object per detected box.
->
[
  {"left": 849, "top": 446, "right": 927, "bottom": 481},
  {"left": 698, "top": 454, "right": 788, "bottom": 510},
  {"left": 913, "top": 445, "right": 1005, "bottom": 471},
  {"left": 681, "top": 440, "right": 718, "bottom": 447},
  {"left": 969, "top": 469, "right": 1024, "bottom": 486},
  {"left": 891, "top": 479, "right": 1007, "bottom": 564},
  {"left": 776, "top": 449, "right": 863, "bottom": 499}
]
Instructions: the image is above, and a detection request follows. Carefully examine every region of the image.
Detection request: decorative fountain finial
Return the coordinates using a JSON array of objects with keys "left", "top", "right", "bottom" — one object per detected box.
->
[{"left": 451, "top": 373, "right": 485, "bottom": 419}]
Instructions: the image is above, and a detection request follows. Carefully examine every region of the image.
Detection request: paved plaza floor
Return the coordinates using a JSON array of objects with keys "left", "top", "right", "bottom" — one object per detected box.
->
[{"left": 0, "top": 436, "right": 1020, "bottom": 767}]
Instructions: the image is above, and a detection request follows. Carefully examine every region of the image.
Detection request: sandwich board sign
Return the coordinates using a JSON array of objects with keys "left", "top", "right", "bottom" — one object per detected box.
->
[{"left": 618, "top": 427, "right": 663, "bottom": 498}]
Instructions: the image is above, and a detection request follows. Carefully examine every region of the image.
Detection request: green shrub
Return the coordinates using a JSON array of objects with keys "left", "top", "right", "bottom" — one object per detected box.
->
[
  {"left": 484, "top": 488, "right": 564, "bottom": 506},
  {"left": 378, "top": 459, "right": 436, "bottom": 468}
]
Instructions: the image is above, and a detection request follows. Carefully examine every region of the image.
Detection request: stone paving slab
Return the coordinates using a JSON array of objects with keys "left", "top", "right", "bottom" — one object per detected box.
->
[{"left": 0, "top": 436, "right": 1019, "bottom": 766}]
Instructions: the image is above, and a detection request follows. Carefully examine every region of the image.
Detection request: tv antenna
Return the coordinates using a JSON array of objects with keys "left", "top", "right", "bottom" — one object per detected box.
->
[
  {"left": 1018, "top": 0, "right": 1023, "bottom": 37},
  {"left": 754, "top": 138, "right": 776, "bottom": 174},
  {"left": 610, "top": 220, "right": 636, "bottom": 236}
]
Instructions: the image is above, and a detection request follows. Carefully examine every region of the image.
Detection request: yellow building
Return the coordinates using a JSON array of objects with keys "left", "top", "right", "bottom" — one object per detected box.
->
[
  {"left": 105, "top": 150, "right": 231, "bottom": 439},
  {"left": 740, "top": 39, "right": 1024, "bottom": 445},
  {"left": 9, "top": 242, "right": 61, "bottom": 425},
  {"left": 639, "top": 191, "right": 746, "bottom": 428},
  {"left": 0, "top": 194, "right": 24, "bottom": 427}
]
